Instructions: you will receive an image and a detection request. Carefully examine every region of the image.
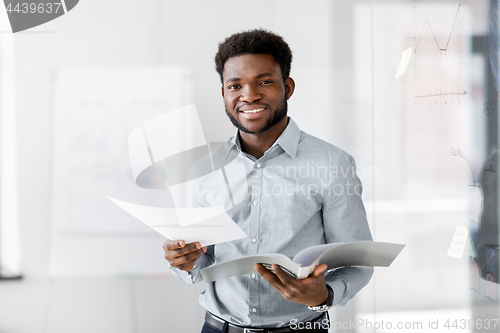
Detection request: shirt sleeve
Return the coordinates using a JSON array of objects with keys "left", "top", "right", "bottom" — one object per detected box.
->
[{"left": 322, "top": 152, "right": 373, "bottom": 306}]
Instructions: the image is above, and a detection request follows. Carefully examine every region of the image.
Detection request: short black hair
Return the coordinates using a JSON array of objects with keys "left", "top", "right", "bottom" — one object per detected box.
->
[{"left": 215, "top": 29, "right": 293, "bottom": 84}]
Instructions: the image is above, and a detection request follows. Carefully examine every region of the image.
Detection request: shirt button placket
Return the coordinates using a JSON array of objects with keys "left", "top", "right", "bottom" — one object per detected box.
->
[
  {"left": 249, "top": 161, "right": 262, "bottom": 256},
  {"left": 249, "top": 161, "right": 262, "bottom": 324}
]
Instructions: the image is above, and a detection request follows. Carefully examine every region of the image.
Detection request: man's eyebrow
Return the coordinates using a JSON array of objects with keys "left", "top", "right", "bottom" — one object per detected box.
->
[
  {"left": 225, "top": 77, "right": 240, "bottom": 83},
  {"left": 255, "top": 72, "right": 274, "bottom": 79},
  {"left": 225, "top": 72, "right": 276, "bottom": 83}
]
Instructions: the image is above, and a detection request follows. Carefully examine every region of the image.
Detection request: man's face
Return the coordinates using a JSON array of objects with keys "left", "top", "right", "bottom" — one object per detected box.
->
[{"left": 221, "top": 54, "right": 294, "bottom": 135}]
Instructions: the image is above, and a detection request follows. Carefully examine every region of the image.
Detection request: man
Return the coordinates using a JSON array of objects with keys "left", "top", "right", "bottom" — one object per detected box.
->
[{"left": 163, "top": 29, "right": 373, "bottom": 332}]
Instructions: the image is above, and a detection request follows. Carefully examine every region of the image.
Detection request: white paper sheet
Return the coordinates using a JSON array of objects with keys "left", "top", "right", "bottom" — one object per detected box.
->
[
  {"left": 108, "top": 197, "right": 247, "bottom": 246},
  {"left": 395, "top": 47, "right": 412, "bottom": 78}
]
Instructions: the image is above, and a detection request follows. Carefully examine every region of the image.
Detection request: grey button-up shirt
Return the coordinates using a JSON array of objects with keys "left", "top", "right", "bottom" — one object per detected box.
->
[{"left": 170, "top": 117, "right": 373, "bottom": 327}]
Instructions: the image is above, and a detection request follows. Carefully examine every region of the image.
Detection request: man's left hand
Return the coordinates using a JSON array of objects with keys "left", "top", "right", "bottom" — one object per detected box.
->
[{"left": 255, "top": 263, "right": 329, "bottom": 306}]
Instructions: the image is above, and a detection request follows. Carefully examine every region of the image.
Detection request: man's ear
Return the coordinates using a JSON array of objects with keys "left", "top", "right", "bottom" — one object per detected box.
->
[
  {"left": 285, "top": 77, "right": 295, "bottom": 100},
  {"left": 221, "top": 86, "right": 225, "bottom": 98}
]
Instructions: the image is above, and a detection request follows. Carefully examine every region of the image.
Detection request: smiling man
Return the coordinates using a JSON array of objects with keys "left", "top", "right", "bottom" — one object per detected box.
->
[
  {"left": 163, "top": 29, "right": 373, "bottom": 333},
  {"left": 222, "top": 52, "right": 292, "bottom": 158}
]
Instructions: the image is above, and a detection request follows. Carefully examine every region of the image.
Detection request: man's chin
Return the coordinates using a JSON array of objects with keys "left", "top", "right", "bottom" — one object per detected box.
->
[
  {"left": 237, "top": 124, "right": 264, "bottom": 135},
  {"left": 231, "top": 117, "right": 267, "bottom": 134}
]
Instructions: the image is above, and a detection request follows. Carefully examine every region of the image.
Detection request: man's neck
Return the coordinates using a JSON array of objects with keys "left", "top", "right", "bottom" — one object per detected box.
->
[{"left": 238, "top": 118, "right": 288, "bottom": 159}]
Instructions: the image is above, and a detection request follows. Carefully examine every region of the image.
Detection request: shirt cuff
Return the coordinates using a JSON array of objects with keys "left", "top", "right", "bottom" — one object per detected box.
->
[
  {"left": 169, "top": 265, "right": 198, "bottom": 284},
  {"left": 328, "top": 277, "right": 348, "bottom": 307}
]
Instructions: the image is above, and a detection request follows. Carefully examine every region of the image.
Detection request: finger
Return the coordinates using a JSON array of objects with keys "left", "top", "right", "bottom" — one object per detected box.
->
[
  {"left": 176, "top": 258, "right": 198, "bottom": 271},
  {"left": 170, "top": 249, "right": 204, "bottom": 267},
  {"left": 164, "top": 240, "right": 203, "bottom": 251},
  {"left": 164, "top": 241, "right": 203, "bottom": 261},
  {"left": 311, "top": 264, "right": 328, "bottom": 278},
  {"left": 169, "top": 248, "right": 206, "bottom": 267},
  {"left": 176, "top": 254, "right": 202, "bottom": 271},
  {"left": 163, "top": 239, "right": 186, "bottom": 251},
  {"left": 271, "top": 264, "right": 294, "bottom": 285},
  {"left": 255, "top": 264, "right": 285, "bottom": 293},
  {"left": 171, "top": 243, "right": 202, "bottom": 258},
  {"left": 175, "top": 242, "right": 202, "bottom": 255}
]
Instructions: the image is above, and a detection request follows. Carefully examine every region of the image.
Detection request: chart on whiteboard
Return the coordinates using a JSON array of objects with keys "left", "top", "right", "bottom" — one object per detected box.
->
[{"left": 413, "top": 2, "right": 466, "bottom": 106}]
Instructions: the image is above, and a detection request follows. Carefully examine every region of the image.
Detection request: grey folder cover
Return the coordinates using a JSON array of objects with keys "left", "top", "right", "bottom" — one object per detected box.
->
[{"left": 201, "top": 241, "right": 405, "bottom": 282}]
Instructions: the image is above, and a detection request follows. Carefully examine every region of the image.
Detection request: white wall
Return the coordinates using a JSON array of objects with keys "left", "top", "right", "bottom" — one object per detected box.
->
[
  {"left": 15, "top": 0, "right": 164, "bottom": 279},
  {"left": 0, "top": 1, "right": 20, "bottom": 276}
]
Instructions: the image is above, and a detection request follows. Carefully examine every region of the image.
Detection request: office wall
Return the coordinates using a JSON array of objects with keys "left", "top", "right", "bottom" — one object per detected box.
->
[{"left": 13, "top": 0, "right": 162, "bottom": 279}]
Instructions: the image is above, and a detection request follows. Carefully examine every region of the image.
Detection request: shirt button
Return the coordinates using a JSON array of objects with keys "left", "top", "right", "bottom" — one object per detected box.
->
[
  {"left": 256, "top": 163, "right": 261, "bottom": 168},
  {"left": 251, "top": 273, "right": 256, "bottom": 279},
  {"left": 251, "top": 307, "right": 257, "bottom": 313},
  {"left": 251, "top": 237, "right": 257, "bottom": 243},
  {"left": 252, "top": 200, "right": 258, "bottom": 206}
]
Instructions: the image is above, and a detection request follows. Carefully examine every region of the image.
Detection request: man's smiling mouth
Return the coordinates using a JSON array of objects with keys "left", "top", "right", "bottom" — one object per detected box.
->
[{"left": 240, "top": 108, "right": 265, "bottom": 114}]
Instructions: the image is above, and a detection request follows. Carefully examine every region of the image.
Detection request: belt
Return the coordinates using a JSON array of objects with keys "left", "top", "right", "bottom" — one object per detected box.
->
[{"left": 204, "top": 311, "right": 328, "bottom": 333}]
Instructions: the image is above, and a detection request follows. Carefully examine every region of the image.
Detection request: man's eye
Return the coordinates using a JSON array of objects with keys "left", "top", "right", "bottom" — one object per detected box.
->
[
  {"left": 228, "top": 84, "right": 240, "bottom": 90},
  {"left": 260, "top": 80, "right": 272, "bottom": 85}
]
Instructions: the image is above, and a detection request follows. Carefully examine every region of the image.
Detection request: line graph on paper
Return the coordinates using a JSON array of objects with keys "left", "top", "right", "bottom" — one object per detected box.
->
[{"left": 413, "top": 2, "right": 466, "bottom": 105}]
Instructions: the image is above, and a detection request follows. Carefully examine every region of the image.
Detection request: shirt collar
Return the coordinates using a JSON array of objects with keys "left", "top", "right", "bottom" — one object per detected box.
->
[
  {"left": 225, "top": 117, "right": 300, "bottom": 160},
  {"left": 274, "top": 117, "right": 300, "bottom": 159}
]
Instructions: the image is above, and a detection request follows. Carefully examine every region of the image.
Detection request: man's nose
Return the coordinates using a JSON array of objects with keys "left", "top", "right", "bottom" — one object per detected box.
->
[{"left": 240, "top": 85, "right": 261, "bottom": 103}]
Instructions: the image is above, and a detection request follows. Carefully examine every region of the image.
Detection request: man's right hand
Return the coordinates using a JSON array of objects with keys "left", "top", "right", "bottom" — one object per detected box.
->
[{"left": 163, "top": 239, "right": 207, "bottom": 271}]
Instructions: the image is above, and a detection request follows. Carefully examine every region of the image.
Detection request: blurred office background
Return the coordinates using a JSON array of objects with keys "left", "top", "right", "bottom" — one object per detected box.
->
[{"left": 0, "top": 0, "right": 499, "bottom": 332}]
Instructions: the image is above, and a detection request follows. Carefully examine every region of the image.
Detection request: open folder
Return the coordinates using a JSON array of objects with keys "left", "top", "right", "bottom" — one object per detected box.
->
[{"left": 201, "top": 241, "right": 405, "bottom": 282}]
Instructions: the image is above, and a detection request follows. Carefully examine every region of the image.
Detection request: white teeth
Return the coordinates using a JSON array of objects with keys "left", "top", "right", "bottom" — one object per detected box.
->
[{"left": 242, "top": 108, "right": 264, "bottom": 113}]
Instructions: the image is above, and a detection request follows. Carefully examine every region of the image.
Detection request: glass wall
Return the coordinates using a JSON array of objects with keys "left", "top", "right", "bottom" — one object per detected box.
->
[{"left": 332, "top": 0, "right": 499, "bottom": 332}]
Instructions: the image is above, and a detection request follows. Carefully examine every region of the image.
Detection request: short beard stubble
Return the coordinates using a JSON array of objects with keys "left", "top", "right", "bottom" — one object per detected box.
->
[{"left": 225, "top": 93, "right": 288, "bottom": 135}]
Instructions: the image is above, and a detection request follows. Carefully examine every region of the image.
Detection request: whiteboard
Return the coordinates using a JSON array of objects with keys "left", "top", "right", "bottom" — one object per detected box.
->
[{"left": 50, "top": 66, "right": 193, "bottom": 277}]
